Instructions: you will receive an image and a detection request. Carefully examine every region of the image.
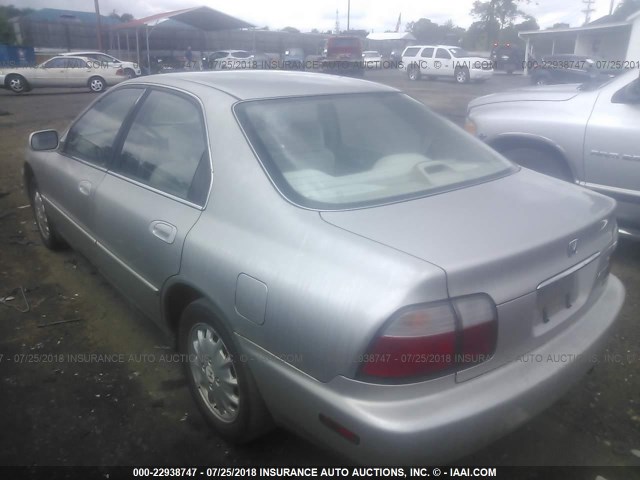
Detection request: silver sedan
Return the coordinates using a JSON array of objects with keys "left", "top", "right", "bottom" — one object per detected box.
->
[{"left": 23, "top": 71, "right": 624, "bottom": 464}]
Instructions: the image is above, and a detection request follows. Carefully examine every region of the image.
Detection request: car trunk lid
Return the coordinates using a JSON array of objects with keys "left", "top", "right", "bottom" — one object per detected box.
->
[{"left": 321, "top": 169, "right": 617, "bottom": 378}]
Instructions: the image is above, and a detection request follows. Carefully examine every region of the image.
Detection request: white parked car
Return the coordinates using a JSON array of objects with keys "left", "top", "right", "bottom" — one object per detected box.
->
[
  {"left": 0, "top": 55, "right": 127, "bottom": 94},
  {"left": 362, "top": 50, "right": 383, "bottom": 69},
  {"left": 205, "top": 50, "right": 254, "bottom": 70},
  {"left": 402, "top": 45, "right": 493, "bottom": 84},
  {"left": 59, "top": 51, "right": 141, "bottom": 78}
]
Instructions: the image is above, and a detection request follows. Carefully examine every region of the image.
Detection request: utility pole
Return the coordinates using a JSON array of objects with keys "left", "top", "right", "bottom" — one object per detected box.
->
[
  {"left": 609, "top": 0, "right": 615, "bottom": 15},
  {"left": 347, "top": 0, "right": 351, "bottom": 31},
  {"left": 94, "top": 0, "right": 103, "bottom": 51},
  {"left": 582, "top": 0, "right": 596, "bottom": 25}
]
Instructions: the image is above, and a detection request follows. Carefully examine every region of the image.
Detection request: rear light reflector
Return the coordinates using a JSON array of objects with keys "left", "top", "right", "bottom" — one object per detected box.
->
[
  {"left": 319, "top": 414, "right": 360, "bottom": 444},
  {"left": 359, "top": 295, "right": 497, "bottom": 381}
]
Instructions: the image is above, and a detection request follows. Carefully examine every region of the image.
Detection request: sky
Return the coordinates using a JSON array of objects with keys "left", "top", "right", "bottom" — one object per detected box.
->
[{"left": 1, "top": 0, "right": 621, "bottom": 32}]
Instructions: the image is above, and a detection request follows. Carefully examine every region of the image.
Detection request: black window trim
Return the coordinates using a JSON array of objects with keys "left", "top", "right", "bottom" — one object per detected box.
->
[
  {"left": 435, "top": 48, "right": 452, "bottom": 60},
  {"left": 420, "top": 48, "right": 434, "bottom": 58},
  {"left": 60, "top": 86, "right": 148, "bottom": 172},
  {"left": 106, "top": 84, "right": 213, "bottom": 210}
]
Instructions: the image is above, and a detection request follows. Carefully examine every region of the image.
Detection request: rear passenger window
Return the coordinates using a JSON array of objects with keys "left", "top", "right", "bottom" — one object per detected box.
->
[
  {"left": 436, "top": 49, "right": 452, "bottom": 60},
  {"left": 420, "top": 48, "right": 434, "bottom": 58},
  {"left": 403, "top": 47, "right": 420, "bottom": 57},
  {"left": 113, "top": 90, "right": 210, "bottom": 205},
  {"left": 65, "top": 88, "right": 143, "bottom": 167}
]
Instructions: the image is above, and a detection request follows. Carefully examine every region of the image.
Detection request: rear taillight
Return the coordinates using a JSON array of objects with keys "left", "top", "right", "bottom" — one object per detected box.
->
[
  {"left": 359, "top": 295, "right": 497, "bottom": 381},
  {"left": 116, "top": 68, "right": 124, "bottom": 76}
]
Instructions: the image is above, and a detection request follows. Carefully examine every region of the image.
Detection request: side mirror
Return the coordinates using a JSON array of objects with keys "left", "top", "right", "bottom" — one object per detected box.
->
[{"left": 29, "top": 130, "right": 59, "bottom": 151}]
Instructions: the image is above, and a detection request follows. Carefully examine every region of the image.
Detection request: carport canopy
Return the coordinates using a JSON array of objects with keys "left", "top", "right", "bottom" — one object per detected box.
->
[{"left": 111, "top": 5, "right": 255, "bottom": 70}]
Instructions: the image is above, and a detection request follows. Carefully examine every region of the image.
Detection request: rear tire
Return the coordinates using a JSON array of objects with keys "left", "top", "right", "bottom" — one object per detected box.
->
[
  {"left": 29, "top": 179, "right": 66, "bottom": 250},
  {"left": 455, "top": 67, "right": 470, "bottom": 84},
  {"left": 179, "top": 299, "right": 273, "bottom": 443},
  {"left": 500, "top": 146, "right": 573, "bottom": 182},
  {"left": 408, "top": 65, "right": 421, "bottom": 81}
]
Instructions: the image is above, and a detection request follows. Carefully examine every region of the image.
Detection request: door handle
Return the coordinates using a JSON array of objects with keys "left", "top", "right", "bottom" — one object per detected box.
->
[
  {"left": 149, "top": 221, "right": 177, "bottom": 244},
  {"left": 78, "top": 180, "right": 92, "bottom": 196}
]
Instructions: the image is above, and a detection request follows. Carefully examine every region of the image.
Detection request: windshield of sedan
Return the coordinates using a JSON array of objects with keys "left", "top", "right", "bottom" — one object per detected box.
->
[{"left": 235, "top": 93, "right": 515, "bottom": 209}]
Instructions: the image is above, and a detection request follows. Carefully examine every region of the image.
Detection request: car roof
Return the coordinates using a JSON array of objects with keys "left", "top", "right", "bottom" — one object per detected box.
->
[
  {"left": 59, "top": 51, "right": 113, "bottom": 56},
  {"left": 126, "top": 70, "right": 398, "bottom": 100},
  {"left": 49, "top": 55, "right": 91, "bottom": 61}
]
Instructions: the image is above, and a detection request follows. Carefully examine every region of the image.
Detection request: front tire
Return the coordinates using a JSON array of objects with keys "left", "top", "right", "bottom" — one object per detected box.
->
[
  {"left": 124, "top": 68, "right": 136, "bottom": 79},
  {"left": 88, "top": 76, "right": 106, "bottom": 93},
  {"left": 179, "top": 299, "right": 272, "bottom": 443},
  {"left": 7, "top": 74, "right": 28, "bottom": 93},
  {"left": 29, "top": 179, "right": 66, "bottom": 250}
]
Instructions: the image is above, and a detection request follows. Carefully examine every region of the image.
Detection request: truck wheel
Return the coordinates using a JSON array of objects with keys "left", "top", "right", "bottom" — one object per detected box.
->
[
  {"left": 455, "top": 67, "right": 470, "bottom": 84},
  {"left": 408, "top": 65, "right": 421, "bottom": 81}
]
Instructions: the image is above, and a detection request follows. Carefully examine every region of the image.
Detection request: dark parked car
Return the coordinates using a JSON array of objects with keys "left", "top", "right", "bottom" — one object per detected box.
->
[
  {"left": 530, "top": 54, "right": 618, "bottom": 85},
  {"left": 283, "top": 47, "right": 305, "bottom": 70},
  {"left": 490, "top": 43, "right": 524, "bottom": 74}
]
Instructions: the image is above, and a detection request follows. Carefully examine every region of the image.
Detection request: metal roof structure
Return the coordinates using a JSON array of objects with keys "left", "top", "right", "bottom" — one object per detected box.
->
[
  {"left": 110, "top": 6, "right": 255, "bottom": 72},
  {"left": 112, "top": 6, "right": 254, "bottom": 32}
]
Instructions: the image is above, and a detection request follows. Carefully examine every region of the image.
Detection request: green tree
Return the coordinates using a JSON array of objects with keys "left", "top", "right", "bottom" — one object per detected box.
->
[
  {"left": 406, "top": 18, "right": 464, "bottom": 44},
  {"left": 0, "top": 5, "right": 35, "bottom": 44},
  {"left": 281, "top": 26, "right": 300, "bottom": 34},
  {"left": 470, "top": 0, "right": 532, "bottom": 47},
  {"left": 550, "top": 22, "right": 570, "bottom": 29}
]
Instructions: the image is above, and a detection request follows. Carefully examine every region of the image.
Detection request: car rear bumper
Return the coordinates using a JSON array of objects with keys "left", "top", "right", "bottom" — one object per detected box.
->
[{"left": 238, "top": 274, "right": 624, "bottom": 465}]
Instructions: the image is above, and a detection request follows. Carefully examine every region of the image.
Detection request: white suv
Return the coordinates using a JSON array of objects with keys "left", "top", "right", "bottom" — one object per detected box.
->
[
  {"left": 59, "top": 51, "right": 141, "bottom": 78},
  {"left": 401, "top": 45, "right": 493, "bottom": 84}
]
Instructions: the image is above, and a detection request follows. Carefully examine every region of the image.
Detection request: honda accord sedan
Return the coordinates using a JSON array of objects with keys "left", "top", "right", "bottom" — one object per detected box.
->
[{"left": 23, "top": 71, "right": 624, "bottom": 464}]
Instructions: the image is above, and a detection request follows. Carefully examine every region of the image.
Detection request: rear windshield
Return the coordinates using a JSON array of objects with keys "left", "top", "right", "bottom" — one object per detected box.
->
[{"left": 235, "top": 93, "right": 514, "bottom": 210}]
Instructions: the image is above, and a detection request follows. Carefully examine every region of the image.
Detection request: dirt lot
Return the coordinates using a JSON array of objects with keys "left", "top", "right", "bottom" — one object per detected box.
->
[{"left": 0, "top": 70, "right": 639, "bottom": 472}]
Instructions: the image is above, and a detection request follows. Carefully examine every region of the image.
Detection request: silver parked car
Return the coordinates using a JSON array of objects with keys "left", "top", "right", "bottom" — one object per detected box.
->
[
  {"left": 59, "top": 51, "right": 142, "bottom": 78},
  {"left": 466, "top": 69, "right": 640, "bottom": 239},
  {"left": 24, "top": 71, "right": 624, "bottom": 464},
  {"left": 0, "top": 55, "right": 127, "bottom": 93}
]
